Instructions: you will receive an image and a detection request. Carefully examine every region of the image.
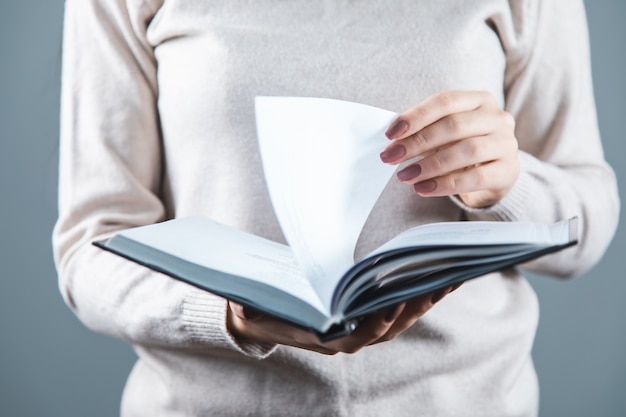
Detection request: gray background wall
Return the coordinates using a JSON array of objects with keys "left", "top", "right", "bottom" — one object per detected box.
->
[{"left": 0, "top": 1, "right": 623, "bottom": 416}]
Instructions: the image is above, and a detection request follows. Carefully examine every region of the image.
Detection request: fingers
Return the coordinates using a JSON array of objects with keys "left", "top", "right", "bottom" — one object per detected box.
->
[
  {"left": 384, "top": 90, "right": 497, "bottom": 142},
  {"left": 229, "top": 301, "right": 407, "bottom": 354},
  {"left": 416, "top": 158, "right": 519, "bottom": 206},
  {"left": 381, "top": 106, "right": 499, "bottom": 165},
  {"left": 370, "top": 291, "right": 441, "bottom": 345},
  {"left": 380, "top": 90, "right": 519, "bottom": 207},
  {"left": 396, "top": 134, "right": 519, "bottom": 196},
  {"left": 329, "top": 303, "right": 406, "bottom": 353},
  {"left": 381, "top": 92, "right": 513, "bottom": 166},
  {"left": 228, "top": 283, "right": 462, "bottom": 355},
  {"left": 228, "top": 301, "right": 342, "bottom": 354},
  {"left": 228, "top": 301, "right": 398, "bottom": 355},
  {"left": 370, "top": 284, "right": 462, "bottom": 345}
]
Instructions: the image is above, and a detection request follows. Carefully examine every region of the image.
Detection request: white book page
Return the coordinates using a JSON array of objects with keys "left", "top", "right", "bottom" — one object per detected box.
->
[
  {"left": 255, "top": 97, "right": 398, "bottom": 309},
  {"left": 119, "top": 216, "right": 327, "bottom": 314},
  {"left": 369, "top": 219, "right": 573, "bottom": 257}
]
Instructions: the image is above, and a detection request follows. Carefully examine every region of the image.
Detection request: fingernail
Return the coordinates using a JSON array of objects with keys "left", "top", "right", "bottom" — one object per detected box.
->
[
  {"left": 385, "top": 120, "right": 409, "bottom": 139},
  {"left": 413, "top": 180, "right": 437, "bottom": 194},
  {"left": 397, "top": 164, "right": 422, "bottom": 181},
  {"left": 380, "top": 144, "right": 406, "bottom": 163}
]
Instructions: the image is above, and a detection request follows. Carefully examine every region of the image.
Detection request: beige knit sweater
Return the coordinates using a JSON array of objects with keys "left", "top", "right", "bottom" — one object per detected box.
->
[{"left": 54, "top": 0, "right": 619, "bottom": 416}]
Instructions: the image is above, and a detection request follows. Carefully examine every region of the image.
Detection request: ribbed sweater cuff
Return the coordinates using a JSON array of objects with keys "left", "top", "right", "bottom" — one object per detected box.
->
[
  {"left": 182, "top": 288, "right": 277, "bottom": 359},
  {"left": 450, "top": 151, "right": 534, "bottom": 221}
]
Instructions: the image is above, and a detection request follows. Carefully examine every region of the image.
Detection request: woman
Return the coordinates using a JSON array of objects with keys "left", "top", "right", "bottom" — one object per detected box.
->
[{"left": 54, "top": 0, "right": 619, "bottom": 415}]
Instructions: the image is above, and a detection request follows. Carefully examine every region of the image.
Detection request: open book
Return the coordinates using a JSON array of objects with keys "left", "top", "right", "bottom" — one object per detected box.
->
[
  {"left": 94, "top": 97, "right": 578, "bottom": 340},
  {"left": 95, "top": 215, "right": 577, "bottom": 340}
]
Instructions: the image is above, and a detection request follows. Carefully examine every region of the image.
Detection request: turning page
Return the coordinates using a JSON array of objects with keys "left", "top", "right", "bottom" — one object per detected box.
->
[{"left": 255, "top": 97, "right": 397, "bottom": 308}]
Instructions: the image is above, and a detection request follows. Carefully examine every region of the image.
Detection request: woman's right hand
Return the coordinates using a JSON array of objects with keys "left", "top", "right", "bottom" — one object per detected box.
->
[{"left": 227, "top": 285, "right": 458, "bottom": 355}]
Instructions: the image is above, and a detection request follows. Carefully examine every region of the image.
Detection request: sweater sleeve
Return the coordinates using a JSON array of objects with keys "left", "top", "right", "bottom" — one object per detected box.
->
[
  {"left": 454, "top": 0, "right": 620, "bottom": 278},
  {"left": 53, "top": 0, "right": 275, "bottom": 358}
]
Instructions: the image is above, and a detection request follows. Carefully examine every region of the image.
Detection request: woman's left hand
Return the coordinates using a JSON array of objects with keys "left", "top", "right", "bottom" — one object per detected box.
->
[{"left": 380, "top": 90, "right": 519, "bottom": 208}]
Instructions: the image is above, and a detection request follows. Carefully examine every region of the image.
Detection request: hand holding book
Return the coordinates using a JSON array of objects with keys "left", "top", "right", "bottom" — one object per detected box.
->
[{"left": 227, "top": 284, "right": 459, "bottom": 355}]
